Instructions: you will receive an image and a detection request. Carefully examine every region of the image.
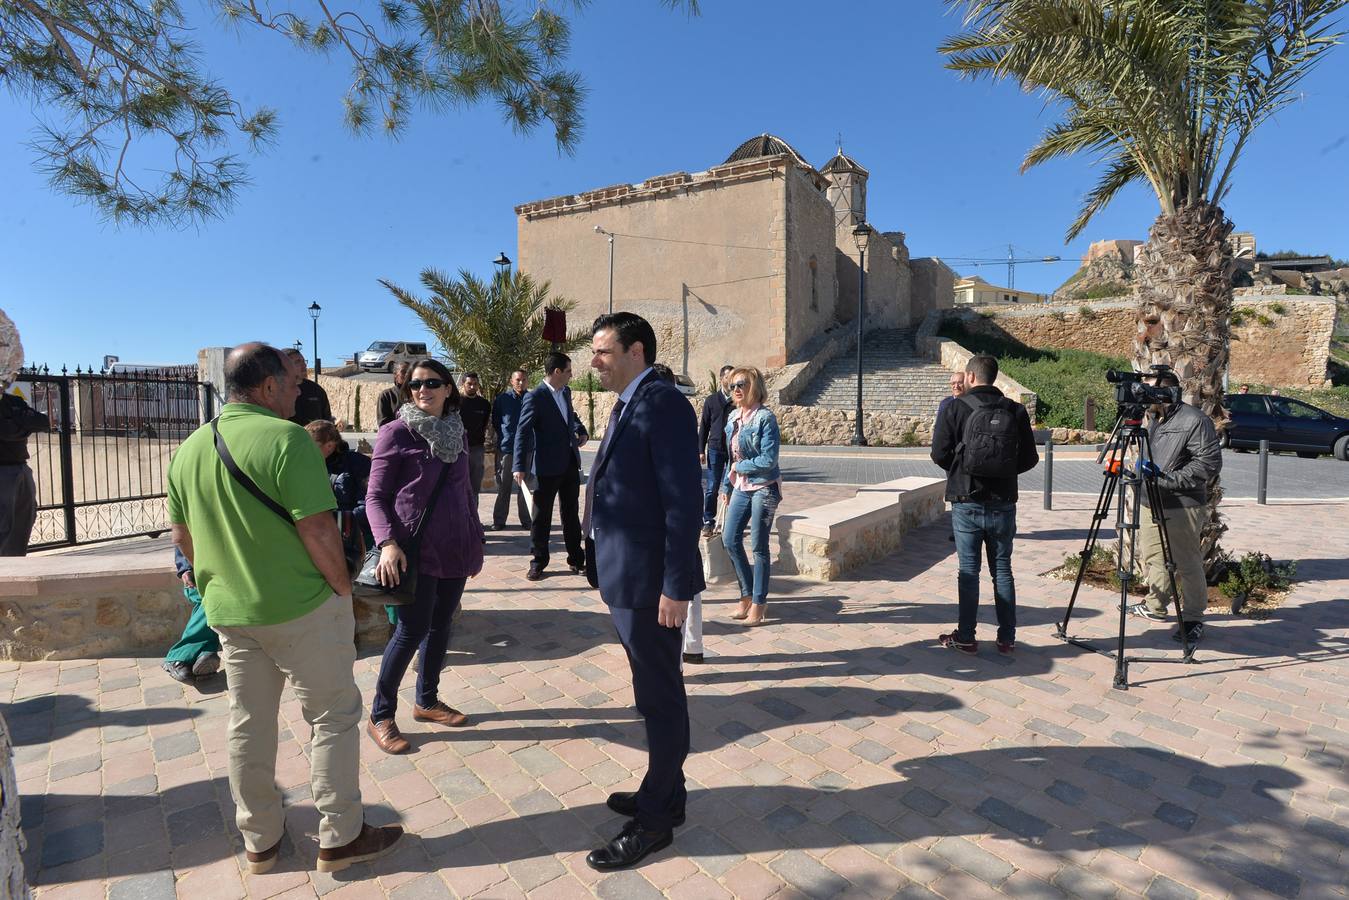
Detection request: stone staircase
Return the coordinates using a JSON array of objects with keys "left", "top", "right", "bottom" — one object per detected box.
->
[{"left": 795, "top": 329, "right": 953, "bottom": 418}]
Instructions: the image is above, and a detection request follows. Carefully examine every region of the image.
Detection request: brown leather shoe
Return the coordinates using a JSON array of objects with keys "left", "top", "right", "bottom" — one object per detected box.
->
[
  {"left": 316, "top": 822, "right": 405, "bottom": 873},
  {"left": 412, "top": 701, "right": 469, "bottom": 727},
  {"left": 245, "top": 837, "right": 282, "bottom": 874},
  {"left": 367, "top": 718, "right": 410, "bottom": 754}
]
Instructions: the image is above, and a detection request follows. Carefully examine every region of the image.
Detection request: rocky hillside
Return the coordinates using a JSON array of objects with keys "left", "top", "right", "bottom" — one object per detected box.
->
[{"left": 1054, "top": 255, "right": 1135, "bottom": 300}]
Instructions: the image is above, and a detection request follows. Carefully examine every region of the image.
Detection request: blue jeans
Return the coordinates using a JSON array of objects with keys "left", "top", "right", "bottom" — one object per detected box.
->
[
  {"left": 703, "top": 449, "right": 727, "bottom": 526},
  {"left": 723, "top": 483, "right": 781, "bottom": 605},
  {"left": 371, "top": 573, "right": 466, "bottom": 722},
  {"left": 951, "top": 501, "right": 1017, "bottom": 644}
]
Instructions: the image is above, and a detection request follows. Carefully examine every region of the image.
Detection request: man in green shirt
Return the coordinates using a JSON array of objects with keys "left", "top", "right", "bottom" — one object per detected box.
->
[{"left": 167, "top": 343, "right": 403, "bottom": 874}]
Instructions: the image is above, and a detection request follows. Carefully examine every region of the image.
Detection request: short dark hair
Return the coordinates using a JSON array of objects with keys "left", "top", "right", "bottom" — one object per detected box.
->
[
  {"left": 402, "top": 358, "right": 461, "bottom": 415},
  {"left": 512, "top": 368, "right": 528, "bottom": 379},
  {"left": 719, "top": 365, "right": 734, "bottom": 376},
  {"left": 224, "top": 343, "right": 288, "bottom": 400},
  {"left": 651, "top": 363, "right": 676, "bottom": 383},
  {"left": 593, "top": 312, "right": 657, "bottom": 366},
  {"left": 966, "top": 355, "right": 999, "bottom": 385},
  {"left": 544, "top": 352, "right": 571, "bottom": 376},
  {"left": 461, "top": 372, "right": 480, "bottom": 381}
]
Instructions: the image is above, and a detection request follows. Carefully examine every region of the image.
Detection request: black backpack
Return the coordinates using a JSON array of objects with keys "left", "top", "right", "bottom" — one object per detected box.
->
[{"left": 957, "top": 393, "right": 1021, "bottom": 479}]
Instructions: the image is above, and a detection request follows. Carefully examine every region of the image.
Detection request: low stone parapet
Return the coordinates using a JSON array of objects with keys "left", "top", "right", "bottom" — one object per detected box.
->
[
  {"left": 0, "top": 543, "right": 391, "bottom": 661},
  {"left": 775, "top": 476, "right": 946, "bottom": 581}
]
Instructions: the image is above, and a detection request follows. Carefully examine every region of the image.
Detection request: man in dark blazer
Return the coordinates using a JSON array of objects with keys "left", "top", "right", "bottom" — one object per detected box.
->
[
  {"left": 513, "top": 352, "right": 588, "bottom": 581},
  {"left": 582, "top": 312, "right": 703, "bottom": 871}
]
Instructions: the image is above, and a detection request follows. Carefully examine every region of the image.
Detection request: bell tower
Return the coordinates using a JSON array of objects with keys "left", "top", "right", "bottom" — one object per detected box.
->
[{"left": 821, "top": 146, "right": 869, "bottom": 227}]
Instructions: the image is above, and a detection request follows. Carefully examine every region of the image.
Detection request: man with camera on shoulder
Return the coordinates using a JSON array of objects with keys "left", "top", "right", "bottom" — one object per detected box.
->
[{"left": 1127, "top": 368, "right": 1222, "bottom": 647}]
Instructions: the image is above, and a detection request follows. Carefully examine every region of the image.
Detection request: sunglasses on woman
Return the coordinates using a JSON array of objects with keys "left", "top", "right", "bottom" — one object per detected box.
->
[
  {"left": 729, "top": 381, "right": 749, "bottom": 391},
  {"left": 407, "top": 378, "right": 445, "bottom": 391}
]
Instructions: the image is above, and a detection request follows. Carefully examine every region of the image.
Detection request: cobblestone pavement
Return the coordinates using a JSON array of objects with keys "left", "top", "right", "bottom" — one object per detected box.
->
[{"left": 7, "top": 497, "right": 1349, "bottom": 899}]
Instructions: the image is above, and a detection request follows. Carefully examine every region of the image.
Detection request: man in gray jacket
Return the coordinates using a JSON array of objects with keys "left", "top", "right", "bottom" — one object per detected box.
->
[{"left": 1127, "top": 370, "right": 1222, "bottom": 646}]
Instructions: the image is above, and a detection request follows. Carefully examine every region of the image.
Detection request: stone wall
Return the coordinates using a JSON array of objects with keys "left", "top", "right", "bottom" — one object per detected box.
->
[
  {"left": 315, "top": 374, "right": 383, "bottom": 431},
  {"left": 0, "top": 554, "right": 391, "bottom": 661},
  {"left": 944, "top": 296, "right": 1337, "bottom": 387},
  {"left": 784, "top": 167, "right": 843, "bottom": 360},
  {"left": 0, "top": 713, "right": 28, "bottom": 900},
  {"left": 909, "top": 258, "right": 956, "bottom": 323}
]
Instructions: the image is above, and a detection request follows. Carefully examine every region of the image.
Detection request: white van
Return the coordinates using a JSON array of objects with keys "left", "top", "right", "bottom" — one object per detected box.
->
[{"left": 358, "top": 341, "right": 429, "bottom": 372}]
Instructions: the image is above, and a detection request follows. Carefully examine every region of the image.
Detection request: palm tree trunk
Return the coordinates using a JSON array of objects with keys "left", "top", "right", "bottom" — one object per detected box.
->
[{"left": 1132, "top": 201, "right": 1234, "bottom": 579}]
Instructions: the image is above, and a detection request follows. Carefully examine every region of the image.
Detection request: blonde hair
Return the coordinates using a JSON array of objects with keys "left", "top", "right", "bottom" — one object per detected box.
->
[{"left": 728, "top": 366, "right": 767, "bottom": 408}]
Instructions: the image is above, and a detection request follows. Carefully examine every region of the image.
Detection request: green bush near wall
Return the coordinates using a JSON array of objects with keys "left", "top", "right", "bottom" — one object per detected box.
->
[{"left": 939, "top": 320, "right": 1129, "bottom": 429}]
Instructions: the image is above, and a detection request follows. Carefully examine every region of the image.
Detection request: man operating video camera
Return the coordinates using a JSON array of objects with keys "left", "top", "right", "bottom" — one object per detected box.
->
[{"left": 1126, "top": 367, "right": 1222, "bottom": 647}]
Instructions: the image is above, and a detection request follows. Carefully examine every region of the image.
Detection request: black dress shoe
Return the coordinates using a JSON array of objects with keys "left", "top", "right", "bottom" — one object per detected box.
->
[
  {"left": 682, "top": 652, "right": 704, "bottom": 665},
  {"left": 606, "top": 791, "right": 686, "bottom": 827},
  {"left": 569, "top": 564, "right": 584, "bottom": 575},
  {"left": 526, "top": 564, "right": 544, "bottom": 581},
  {"left": 585, "top": 819, "right": 673, "bottom": 871}
]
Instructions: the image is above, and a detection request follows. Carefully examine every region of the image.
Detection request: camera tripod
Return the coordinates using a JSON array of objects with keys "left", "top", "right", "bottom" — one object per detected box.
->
[{"left": 1054, "top": 411, "right": 1197, "bottom": 689}]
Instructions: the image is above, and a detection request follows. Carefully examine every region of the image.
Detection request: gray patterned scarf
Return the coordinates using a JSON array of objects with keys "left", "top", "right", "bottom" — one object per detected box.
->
[{"left": 399, "top": 402, "right": 465, "bottom": 462}]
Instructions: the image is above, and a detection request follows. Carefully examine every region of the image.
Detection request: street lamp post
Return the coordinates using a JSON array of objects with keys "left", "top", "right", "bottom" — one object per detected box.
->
[
  {"left": 307, "top": 302, "right": 322, "bottom": 376},
  {"left": 851, "top": 224, "right": 872, "bottom": 447},
  {"left": 493, "top": 252, "right": 512, "bottom": 277},
  {"left": 594, "top": 226, "right": 614, "bottom": 314}
]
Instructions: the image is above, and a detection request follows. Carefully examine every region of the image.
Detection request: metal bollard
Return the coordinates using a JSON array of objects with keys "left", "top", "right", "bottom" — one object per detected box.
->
[
  {"left": 1257, "top": 439, "right": 1269, "bottom": 505},
  {"left": 1043, "top": 436, "right": 1054, "bottom": 510}
]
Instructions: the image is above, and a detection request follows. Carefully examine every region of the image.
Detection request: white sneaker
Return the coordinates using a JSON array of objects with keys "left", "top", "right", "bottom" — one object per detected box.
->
[{"left": 191, "top": 651, "right": 221, "bottom": 678}]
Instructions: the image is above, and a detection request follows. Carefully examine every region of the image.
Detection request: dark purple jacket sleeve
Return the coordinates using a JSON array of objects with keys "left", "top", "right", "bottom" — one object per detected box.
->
[{"left": 365, "top": 422, "right": 409, "bottom": 546}]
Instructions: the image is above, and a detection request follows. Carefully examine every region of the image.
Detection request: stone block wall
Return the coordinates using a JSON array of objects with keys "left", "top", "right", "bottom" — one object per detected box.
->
[
  {"left": 0, "top": 562, "right": 391, "bottom": 661},
  {"left": 0, "top": 713, "right": 28, "bottom": 900},
  {"left": 316, "top": 374, "right": 383, "bottom": 431},
  {"left": 944, "top": 296, "right": 1336, "bottom": 387}
]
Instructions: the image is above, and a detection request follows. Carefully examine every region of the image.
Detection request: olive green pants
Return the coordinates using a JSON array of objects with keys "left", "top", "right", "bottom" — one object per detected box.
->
[{"left": 1136, "top": 504, "right": 1208, "bottom": 621}]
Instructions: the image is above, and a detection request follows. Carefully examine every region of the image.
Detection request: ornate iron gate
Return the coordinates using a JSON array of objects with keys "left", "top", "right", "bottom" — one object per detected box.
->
[{"left": 15, "top": 365, "right": 214, "bottom": 550}]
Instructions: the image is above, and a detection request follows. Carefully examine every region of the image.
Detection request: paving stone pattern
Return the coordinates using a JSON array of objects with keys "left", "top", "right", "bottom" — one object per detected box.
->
[{"left": 6, "top": 495, "right": 1349, "bottom": 898}]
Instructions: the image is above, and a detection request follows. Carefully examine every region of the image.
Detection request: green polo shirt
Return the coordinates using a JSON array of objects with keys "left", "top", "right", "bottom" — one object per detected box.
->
[{"left": 167, "top": 403, "right": 337, "bottom": 626}]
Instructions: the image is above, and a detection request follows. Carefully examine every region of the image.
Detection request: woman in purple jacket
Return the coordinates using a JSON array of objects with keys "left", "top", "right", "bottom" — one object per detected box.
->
[{"left": 365, "top": 358, "right": 484, "bottom": 754}]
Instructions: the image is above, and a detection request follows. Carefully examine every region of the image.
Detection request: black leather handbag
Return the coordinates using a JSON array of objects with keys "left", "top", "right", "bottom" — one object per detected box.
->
[{"left": 352, "top": 460, "right": 451, "bottom": 606}]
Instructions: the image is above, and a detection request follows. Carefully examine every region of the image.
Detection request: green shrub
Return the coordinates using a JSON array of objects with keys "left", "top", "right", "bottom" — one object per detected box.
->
[
  {"left": 1268, "top": 301, "right": 1287, "bottom": 315},
  {"left": 1077, "top": 283, "right": 1129, "bottom": 300},
  {"left": 1255, "top": 313, "right": 1274, "bottom": 326},
  {"left": 1230, "top": 308, "right": 1250, "bottom": 327},
  {"left": 1218, "top": 552, "right": 1296, "bottom": 599},
  {"left": 1078, "top": 305, "right": 1098, "bottom": 319},
  {"left": 938, "top": 320, "right": 1128, "bottom": 429}
]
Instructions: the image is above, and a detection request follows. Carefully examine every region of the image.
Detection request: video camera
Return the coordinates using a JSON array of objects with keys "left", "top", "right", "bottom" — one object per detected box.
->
[{"left": 1106, "top": 365, "right": 1182, "bottom": 413}]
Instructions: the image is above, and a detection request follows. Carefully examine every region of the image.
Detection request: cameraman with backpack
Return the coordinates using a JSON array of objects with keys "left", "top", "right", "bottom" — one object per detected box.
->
[{"left": 930, "top": 355, "right": 1038, "bottom": 655}]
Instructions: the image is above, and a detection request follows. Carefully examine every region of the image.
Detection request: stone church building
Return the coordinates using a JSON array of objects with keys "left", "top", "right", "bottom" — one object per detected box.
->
[{"left": 515, "top": 134, "right": 953, "bottom": 382}]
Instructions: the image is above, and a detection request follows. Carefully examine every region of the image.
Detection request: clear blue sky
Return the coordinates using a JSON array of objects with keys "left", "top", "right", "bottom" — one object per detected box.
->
[{"left": 3, "top": 1, "right": 1347, "bottom": 368}]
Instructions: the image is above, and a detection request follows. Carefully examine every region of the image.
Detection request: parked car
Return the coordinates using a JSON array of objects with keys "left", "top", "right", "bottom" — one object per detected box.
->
[
  {"left": 358, "top": 341, "right": 428, "bottom": 372},
  {"left": 1224, "top": 392, "right": 1349, "bottom": 460},
  {"left": 671, "top": 373, "right": 697, "bottom": 397}
]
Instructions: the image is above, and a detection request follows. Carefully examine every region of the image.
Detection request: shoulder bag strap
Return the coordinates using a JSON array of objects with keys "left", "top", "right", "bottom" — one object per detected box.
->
[
  {"left": 407, "top": 456, "right": 454, "bottom": 545},
  {"left": 210, "top": 418, "right": 295, "bottom": 526}
]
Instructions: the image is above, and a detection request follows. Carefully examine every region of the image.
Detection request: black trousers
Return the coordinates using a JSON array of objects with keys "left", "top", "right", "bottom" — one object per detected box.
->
[
  {"left": 609, "top": 603, "right": 689, "bottom": 831},
  {"left": 493, "top": 452, "right": 531, "bottom": 529},
  {"left": 530, "top": 467, "right": 584, "bottom": 569}
]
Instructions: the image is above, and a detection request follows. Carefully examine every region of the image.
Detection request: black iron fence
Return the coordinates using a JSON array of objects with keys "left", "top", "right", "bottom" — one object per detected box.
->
[{"left": 14, "top": 365, "right": 213, "bottom": 550}]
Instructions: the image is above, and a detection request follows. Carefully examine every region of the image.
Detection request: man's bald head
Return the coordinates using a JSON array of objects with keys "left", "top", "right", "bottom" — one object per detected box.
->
[{"left": 224, "top": 343, "right": 295, "bottom": 416}]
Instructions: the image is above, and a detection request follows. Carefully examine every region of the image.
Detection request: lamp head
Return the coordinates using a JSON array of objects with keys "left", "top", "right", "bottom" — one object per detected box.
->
[
  {"left": 307, "top": 301, "right": 321, "bottom": 320},
  {"left": 493, "top": 252, "right": 511, "bottom": 269},
  {"left": 852, "top": 223, "right": 872, "bottom": 254}
]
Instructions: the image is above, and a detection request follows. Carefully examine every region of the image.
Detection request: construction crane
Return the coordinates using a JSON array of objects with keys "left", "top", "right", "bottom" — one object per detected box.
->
[{"left": 943, "top": 244, "right": 1066, "bottom": 289}]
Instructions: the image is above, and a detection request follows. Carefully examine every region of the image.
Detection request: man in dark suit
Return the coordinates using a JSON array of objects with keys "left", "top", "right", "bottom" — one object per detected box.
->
[
  {"left": 582, "top": 312, "right": 703, "bottom": 871},
  {"left": 513, "top": 352, "right": 588, "bottom": 581},
  {"left": 491, "top": 369, "right": 531, "bottom": 530}
]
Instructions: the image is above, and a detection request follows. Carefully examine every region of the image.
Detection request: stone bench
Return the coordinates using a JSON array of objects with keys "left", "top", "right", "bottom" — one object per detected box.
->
[
  {"left": 0, "top": 541, "right": 391, "bottom": 661},
  {"left": 774, "top": 477, "right": 946, "bottom": 581}
]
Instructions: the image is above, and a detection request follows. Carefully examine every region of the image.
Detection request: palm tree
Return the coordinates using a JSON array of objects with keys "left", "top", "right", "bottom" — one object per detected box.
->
[
  {"left": 940, "top": 0, "right": 1345, "bottom": 572},
  {"left": 380, "top": 268, "right": 590, "bottom": 398}
]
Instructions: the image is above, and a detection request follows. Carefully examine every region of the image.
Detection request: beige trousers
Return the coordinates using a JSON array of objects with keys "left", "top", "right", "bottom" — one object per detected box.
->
[
  {"left": 214, "top": 592, "right": 364, "bottom": 851},
  {"left": 1136, "top": 504, "right": 1208, "bottom": 621}
]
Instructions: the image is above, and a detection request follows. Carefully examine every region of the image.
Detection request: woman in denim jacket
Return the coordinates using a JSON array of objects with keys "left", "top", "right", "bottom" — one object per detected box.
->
[{"left": 719, "top": 366, "right": 782, "bottom": 625}]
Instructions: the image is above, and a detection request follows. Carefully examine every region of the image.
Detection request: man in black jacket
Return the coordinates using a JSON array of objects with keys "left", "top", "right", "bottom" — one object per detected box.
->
[
  {"left": 0, "top": 388, "right": 49, "bottom": 556},
  {"left": 285, "top": 349, "right": 333, "bottom": 427},
  {"left": 697, "top": 365, "right": 735, "bottom": 536},
  {"left": 376, "top": 362, "right": 410, "bottom": 428},
  {"left": 930, "top": 355, "right": 1038, "bottom": 655}
]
